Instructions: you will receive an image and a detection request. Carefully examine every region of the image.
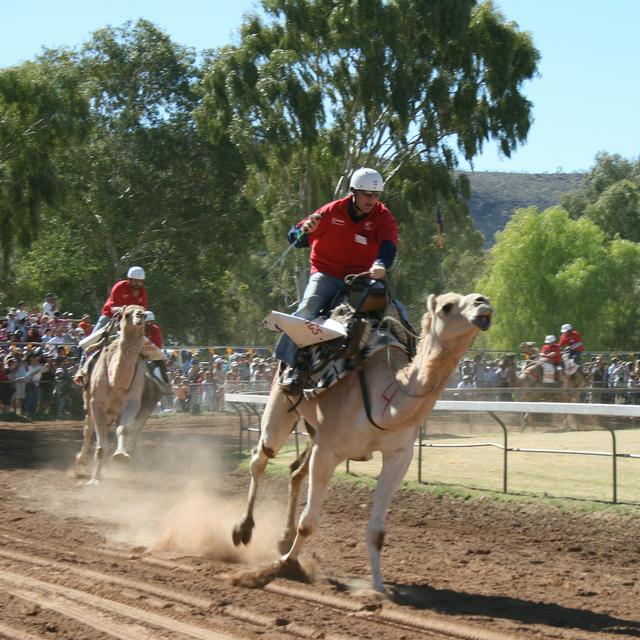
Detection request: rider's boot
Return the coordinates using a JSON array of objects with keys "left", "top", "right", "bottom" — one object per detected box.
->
[{"left": 278, "top": 354, "right": 309, "bottom": 396}]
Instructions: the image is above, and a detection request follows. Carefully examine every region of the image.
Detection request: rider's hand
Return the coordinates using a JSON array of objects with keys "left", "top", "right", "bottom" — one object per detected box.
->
[
  {"left": 301, "top": 213, "right": 322, "bottom": 234},
  {"left": 369, "top": 262, "right": 386, "bottom": 280}
]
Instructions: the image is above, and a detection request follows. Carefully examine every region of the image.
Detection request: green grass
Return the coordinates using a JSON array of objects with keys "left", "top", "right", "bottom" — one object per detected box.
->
[{"left": 239, "top": 428, "right": 640, "bottom": 513}]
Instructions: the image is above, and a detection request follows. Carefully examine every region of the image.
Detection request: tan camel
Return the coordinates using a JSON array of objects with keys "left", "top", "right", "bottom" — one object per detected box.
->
[
  {"left": 74, "top": 305, "right": 147, "bottom": 484},
  {"left": 512, "top": 356, "right": 589, "bottom": 430},
  {"left": 232, "top": 292, "right": 493, "bottom": 593}
]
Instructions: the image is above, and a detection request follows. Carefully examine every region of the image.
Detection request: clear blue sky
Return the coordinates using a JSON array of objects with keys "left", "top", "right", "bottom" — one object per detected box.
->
[{"left": 2, "top": 0, "right": 638, "bottom": 174}]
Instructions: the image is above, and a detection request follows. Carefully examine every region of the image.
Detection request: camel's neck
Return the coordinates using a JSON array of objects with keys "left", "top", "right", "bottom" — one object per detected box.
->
[
  {"left": 108, "top": 329, "right": 144, "bottom": 390},
  {"left": 388, "top": 332, "right": 471, "bottom": 425}
]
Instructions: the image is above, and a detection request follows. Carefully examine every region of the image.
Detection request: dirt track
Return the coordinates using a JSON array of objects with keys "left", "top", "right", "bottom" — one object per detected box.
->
[{"left": 0, "top": 413, "right": 639, "bottom": 640}]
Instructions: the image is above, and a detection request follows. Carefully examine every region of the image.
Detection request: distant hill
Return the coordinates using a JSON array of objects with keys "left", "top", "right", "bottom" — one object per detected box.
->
[{"left": 463, "top": 171, "right": 585, "bottom": 246}]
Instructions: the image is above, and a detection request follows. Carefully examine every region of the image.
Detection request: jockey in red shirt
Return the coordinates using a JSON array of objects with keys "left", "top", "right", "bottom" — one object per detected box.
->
[
  {"left": 559, "top": 323, "right": 584, "bottom": 364},
  {"left": 540, "top": 335, "right": 562, "bottom": 364},
  {"left": 74, "top": 266, "right": 149, "bottom": 385},
  {"left": 538, "top": 334, "right": 563, "bottom": 383},
  {"left": 144, "top": 312, "right": 164, "bottom": 349},
  {"left": 274, "top": 168, "right": 401, "bottom": 392},
  {"left": 92, "top": 266, "right": 148, "bottom": 334},
  {"left": 101, "top": 267, "right": 148, "bottom": 317}
]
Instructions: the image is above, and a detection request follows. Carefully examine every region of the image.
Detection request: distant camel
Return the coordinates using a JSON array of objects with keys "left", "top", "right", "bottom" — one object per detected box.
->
[
  {"left": 74, "top": 305, "right": 147, "bottom": 484},
  {"left": 232, "top": 292, "right": 493, "bottom": 593},
  {"left": 513, "top": 353, "right": 589, "bottom": 430}
]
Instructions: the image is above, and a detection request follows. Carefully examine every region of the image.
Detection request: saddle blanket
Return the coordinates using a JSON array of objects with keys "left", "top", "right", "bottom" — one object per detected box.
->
[{"left": 302, "top": 316, "right": 411, "bottom": 399}]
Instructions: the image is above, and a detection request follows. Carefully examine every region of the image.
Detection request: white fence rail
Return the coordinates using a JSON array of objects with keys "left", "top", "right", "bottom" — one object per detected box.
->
[{"left": 224, "top": 394, "right": 640, "bottom": 504}]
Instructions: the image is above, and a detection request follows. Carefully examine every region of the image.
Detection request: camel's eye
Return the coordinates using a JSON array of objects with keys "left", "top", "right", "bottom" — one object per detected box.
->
[{"left": 442, "top": 303, "right": 453, "bottom": 315}]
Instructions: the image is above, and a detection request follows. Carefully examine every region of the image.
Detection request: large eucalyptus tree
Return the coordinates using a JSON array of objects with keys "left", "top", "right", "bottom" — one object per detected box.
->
[
  {"left": 0, "top": 59, "right": 88, "bottom": 284},
  {"left": 198, "top": 0, "right": 538, "bottom": 202},
  {"left": 197, "top": 0, "right": 539, "bottom": 309}
]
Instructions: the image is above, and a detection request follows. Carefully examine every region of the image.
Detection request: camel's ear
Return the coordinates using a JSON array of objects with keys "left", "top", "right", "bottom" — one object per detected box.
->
[
  {"left": 422, "top": 294, "right": 436, "bottom": 334},
  {"left": 422, "top": 311, "right": 432, "bottom": 335}
]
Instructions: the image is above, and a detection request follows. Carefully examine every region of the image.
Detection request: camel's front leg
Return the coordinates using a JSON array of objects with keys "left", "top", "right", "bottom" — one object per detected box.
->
[
  {"left": 232, "top": 388, "right": 298, "bottom": 547},
  {"left": 113, "top": 397, "right": 142, "bottom": 463},
  {"left": 281, "top": 444, "right": 339, "bottom": 563},
  {"left": 278, "top": 446, "right": 312, "bottom": 554},
  {"left": 74, "top": 414, "right": 94, "bottom": 478},
  {"left": 367, "top": 444, "right": 415, "bottom": 593},
  {"left": 89, "top": 403, "right": 109, "bottom": 485},
  {"left": 74, "top": 390, "right": 93, "bottom": 477}
]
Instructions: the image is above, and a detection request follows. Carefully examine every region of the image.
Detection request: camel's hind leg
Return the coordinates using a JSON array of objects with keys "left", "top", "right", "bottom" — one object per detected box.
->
[
  {"left": 113, "top": 396, "right": 142, "bottom": 463},
  {"left": 281, "top": 443, "right": 340, "bottom": 563},
  {"left": 278, "top": 445, "right": 312, "bottom": 554},
  {"left": 232, "top": 387, "right": 298, "bottom": 547},
  {"left": 366, "top": 445, "right": 415, "bottom": 593}
]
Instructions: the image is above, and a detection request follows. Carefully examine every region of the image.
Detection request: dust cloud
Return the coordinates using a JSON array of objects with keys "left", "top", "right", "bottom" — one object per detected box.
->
[{"left": 16, "top": 420, "right": 289, "bottom": 564}]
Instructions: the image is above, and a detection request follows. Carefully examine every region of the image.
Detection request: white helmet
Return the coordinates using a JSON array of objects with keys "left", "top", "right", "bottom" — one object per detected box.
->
[
  {"left": 544, "top": 335, "right": 557, "bottom": 344},
  {"left": 127, "top": 266, "right": 145, "bottom": 280},
  {"left": 349, "top": 167, "right": 384, "bottom": 192},
  {"left": 145, "top": 310, "right": 155, "bottom": 322},
  {"left": 561, "top": 323, "right": 572, "bottom": 332}
]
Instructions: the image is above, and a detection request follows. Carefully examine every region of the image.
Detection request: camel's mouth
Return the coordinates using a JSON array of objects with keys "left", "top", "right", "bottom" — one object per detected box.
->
[{"left": 473, "top": 313, "right": 492, "bottom": 331}]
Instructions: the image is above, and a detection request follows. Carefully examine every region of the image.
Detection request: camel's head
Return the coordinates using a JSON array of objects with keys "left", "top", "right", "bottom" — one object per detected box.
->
[
  {"left": 119, "top": 304, "right": 147, "bottom": 334},
  {"left": 425, "top": 292, "right": 493, "bottom": 344}
]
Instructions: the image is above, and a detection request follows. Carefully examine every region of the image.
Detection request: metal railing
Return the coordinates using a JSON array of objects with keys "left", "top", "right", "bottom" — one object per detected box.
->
[{"left": 224, "top": 394, "right": 640, "bottom": 505}]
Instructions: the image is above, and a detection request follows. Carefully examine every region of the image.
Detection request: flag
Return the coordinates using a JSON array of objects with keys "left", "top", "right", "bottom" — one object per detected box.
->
[{"left": 436, "top": 204, "right": 445, "bottom": 248}]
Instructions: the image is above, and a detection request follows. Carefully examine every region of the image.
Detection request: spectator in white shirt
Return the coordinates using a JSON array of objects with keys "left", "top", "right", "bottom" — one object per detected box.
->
[{"left": 42, "top": 293, "right": 58, "bottom": 317}]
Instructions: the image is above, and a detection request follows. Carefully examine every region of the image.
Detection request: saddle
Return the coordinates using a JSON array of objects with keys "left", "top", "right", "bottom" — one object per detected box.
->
[{"left": 281, "top": 275, "right": 416, "bottom": 397}]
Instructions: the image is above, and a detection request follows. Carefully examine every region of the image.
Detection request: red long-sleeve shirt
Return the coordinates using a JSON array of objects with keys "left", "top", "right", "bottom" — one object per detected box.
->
[
  {"left": 540, "top": 343, "right": 562, "bottom": 364},
  {"left": 296, "top": 196, "right": 398, "bottom": 281},
  {"left": 146, "top": 322, "right": 163, "bottom": 349},
  {"left": 101, "top": 280, "right": 148, "bottom": 317},
  {"left": 559, "top": 329, "right": 584, "bottom": 352}
]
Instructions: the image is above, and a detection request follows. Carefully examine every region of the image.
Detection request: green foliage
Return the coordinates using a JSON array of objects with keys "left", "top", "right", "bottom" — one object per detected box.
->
[
  {"left": 197, "top": 0, "right": 539, "bottom": 323},
  {"left": 584, "top": 179, "right": 640, "bottom": 242},
  {"left": 0, "top": 58, "right": 88, "bottom": 278},
  {"left": 8, "top": 21, "right": 262, "bottom": 344},
  {"left": 478, "top": 206, "right": 640, "bottom": 350},
  {"left": 199, "top": 0, "right": 539, "bottom": 187},
  {"left": 2, "top": 6, "right": 546, "bottom": 346},
  {"left": 560, "top": 152, "right": 640, "bottom": 241}
]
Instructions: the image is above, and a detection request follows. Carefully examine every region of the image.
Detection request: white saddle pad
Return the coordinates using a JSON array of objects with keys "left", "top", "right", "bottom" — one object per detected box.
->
[{"left": 265, "top": 311, "right": 347, "bottom": 347}]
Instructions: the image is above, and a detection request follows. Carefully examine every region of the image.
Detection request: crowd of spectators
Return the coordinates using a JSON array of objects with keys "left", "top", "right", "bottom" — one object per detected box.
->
[
  {"left": 1, "top": 295, "right": 87, "bottom": 417},
  {"left": 4, "top": 293, "right": 640, "bottom": 418},
  {"left": 167, "top": 351, "right": 277, "bottom": 414},
  {"left": 0, "top": 290, "right": 281, "bottom": 419},
  {"left": 447, "top": 351, "right": 640, "bottom": 404},
  {"left": 449, "top": 356, "right": 512, "bottom": 400}
]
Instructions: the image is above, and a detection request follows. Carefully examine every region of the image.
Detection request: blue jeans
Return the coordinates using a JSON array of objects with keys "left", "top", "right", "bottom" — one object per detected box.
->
[
  {"left": 275, "top": 272, "right": 344, "bottom": 366},
  {"left": 92, "top": 315, "right": 111, "bottom": 334},
  {"left": 570, "top": 351, "right": 582, "bottom": 364}
]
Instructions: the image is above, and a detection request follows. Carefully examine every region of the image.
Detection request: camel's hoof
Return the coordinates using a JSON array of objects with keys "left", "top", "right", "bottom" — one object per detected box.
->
[
  {"left": 277, "top": 557, "right": 312, "bottom": 583},
  {"left": 112, "top": 450, "right": 130, "bottom": 464},
  {"left": 74, "top": 467, "right": 90, "bottom": 479},
  {"left": 232, "top": 518, "right": 254, "bottom": 546},
  {"left": 85, "top": 479, "right": 100, "bottom": 486},
  {"left": 278, "top": 536, "right": 294, "bottom": 555}
]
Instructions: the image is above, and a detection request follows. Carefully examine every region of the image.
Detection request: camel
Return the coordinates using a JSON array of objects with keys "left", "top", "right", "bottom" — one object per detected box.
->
[
  {"left": 232, "top": 292, "right": 493, "bottom": 593},
  {"left": 512, "top": 355, "right": 589, "bottom": 430},
  {"left": 75, "top": 374, "right": 162, "bottom": 479},
  {"left": 74, "top": 305, "right": 148, "bottom": 484}
]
